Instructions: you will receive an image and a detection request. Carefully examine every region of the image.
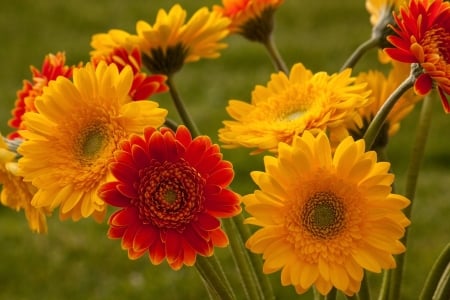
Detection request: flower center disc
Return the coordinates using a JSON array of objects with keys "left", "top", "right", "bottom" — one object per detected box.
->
[
  {"left": 135, "top": 159, "right": 205, "bottom": 231},
  {"left": 76, "top": 123, "right": 108, "bottom": 164},
  {"left": 301, "top": 191, "right": 346, "bottom": 239}
]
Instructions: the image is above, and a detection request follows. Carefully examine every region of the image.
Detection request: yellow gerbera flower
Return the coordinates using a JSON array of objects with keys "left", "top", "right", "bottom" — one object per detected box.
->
[
  {"left": 219, "top": 63, "right": 370, "bottom": 153},
  {"left": 243, "top": 131, "right": 410, "bottom": 296},
  {"left": 1, "top": 137, "right": 49, "bottom": 233},
  {"left": 340, "top": 61, "right": 423, "bottom": 149},
  {"left": 132, "top": 4, "right": 230, "bottom": 74},
  {"left": 17, "top": 62, "right": 167, "bottom": 221}
]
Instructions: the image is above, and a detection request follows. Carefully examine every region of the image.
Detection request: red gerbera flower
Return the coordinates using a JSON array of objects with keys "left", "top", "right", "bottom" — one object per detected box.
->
[
  {"left": 8, "top": 52, "right": 76, "bottom": 138},
  {"left": 98, "top": 126, "right": 241, "bottom": 270},
  {"left": 91, "top": 47, "right": 168, "bottom": 100},
  {"left": 384, "top": 0, "right": 450, "bottom": 112}
]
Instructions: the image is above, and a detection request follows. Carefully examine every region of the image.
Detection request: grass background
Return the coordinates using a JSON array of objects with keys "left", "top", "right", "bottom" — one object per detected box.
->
[{"left": 0, "top": 0, "right": 449, "bottom": 299}]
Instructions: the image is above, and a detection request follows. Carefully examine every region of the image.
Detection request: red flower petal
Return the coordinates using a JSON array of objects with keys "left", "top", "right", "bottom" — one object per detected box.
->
[
  {"left": 109, "top": 207, "right": 136, "bottom": 226},
  {"left": 98, "top": 182, "right": 130, "bottom": 206},
  {"left": 148, "top": 239, "right": 166, "bottom": 265},
  {"left": 438, "top": 87, "right": 450, "bottom": 113},
  {"left": 196, "top": 213, "right": 221, "bottom": 231},
  {"left": 165, "top": 230, "right": 183, "bottom": 264},
  {"left": 210, "top": 228, "right": 229, "bottom": 248},
  {"left": 414, "top": 73, "right": 433, "bottom": 95},
  {"left": 110, "top": 162, "right": 139, "bottom": 185},
  {"left": 133, "top": 225, "right": 158, "bottom": 252}
]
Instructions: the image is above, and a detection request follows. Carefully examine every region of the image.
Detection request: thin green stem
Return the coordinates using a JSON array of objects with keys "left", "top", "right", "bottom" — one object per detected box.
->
[
  {"left": 388, "top": 93, "right": 434, "bottom": 299},
  {"left": 420, "top": 243, "right": 450, "bottom": 300},
  {"left": 263, "top": 34, "right": 288, "bottom": 74},
  {"left": 223, "top": 218, "right": 262, "bottom": 299},
  {"left": 377, "top": 270, "right": 392, "bottom": 300},
  {"left": 359, "top": 273, "right": 371, "bottom": 300},
  {"left": 232, "top": 213, "right": 274, "bottom": 299},
  {"left": 325, "top": 288, "right": 338, "bottom": 300},
  {"left": 363, "top": 73, "right": 415, "bottom": 149},
  {"left": 340, "top": 37, "right": 380, "bottom": 71},
  {"left": 167, "top": 75, "right": 200, "bottom": 137},
  {"left": 196, "top": 255, "right": 236, "bottom": 300}
]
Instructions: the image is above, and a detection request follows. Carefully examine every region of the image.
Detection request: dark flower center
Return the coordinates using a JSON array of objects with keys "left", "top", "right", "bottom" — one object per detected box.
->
[
  {"left": 301, "top": 191, "right": 346, "bottom": 239},
  {"left": 76, "top": 122, "right": 108, "bottom": 164},
  {"left": 134, "top": 159, "right": 205, "bottom": 232}
]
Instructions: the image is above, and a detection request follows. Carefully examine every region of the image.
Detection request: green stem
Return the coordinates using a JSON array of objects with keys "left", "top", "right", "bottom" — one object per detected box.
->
[
  {"left": 263, "top": 34, "right": 289, "bottom": 74},
  {"left": 377, "top": 270, "right": 391, "bottom": 300},
  {"left": 167, "top": 75, "right": 200, "bottom": 136},
  {"left": 363, "top": 73, "right": 415, "bottom": 149},
  {"left": 340, "top": 37, "right": 380, "bottom": 71},
  {"left": 223, "top": 218, "right": 262, "bottom": 299},
  {"left": 388, "top": 93, "right": 434, "bottom": 299},
  {"left": 359, "top": 273, "right": 371, "bottom": 300},
  {"left": 196, "top": 255, "right": 236, "bottom": 300},
  {"left": 420, "top": 243, "right": 450, "bottom": 300},
  {"left": 233, "top": 213, "right": 275, "bottom": 299},
  {"left": 325, "top": 288, "right": 338, "bottom": 300}
]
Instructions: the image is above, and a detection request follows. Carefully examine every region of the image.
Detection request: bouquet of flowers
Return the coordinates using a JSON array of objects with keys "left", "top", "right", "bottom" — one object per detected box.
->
[{"left": 1, "top": 0, "right": 449, "bottom": 299}]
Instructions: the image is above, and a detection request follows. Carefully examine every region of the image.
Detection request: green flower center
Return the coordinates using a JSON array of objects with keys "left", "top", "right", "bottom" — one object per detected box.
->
[
  {"left": 76, "top": 123, "right": 108, "bottom": 164},
  {"left": 301, "top": 191, "right": 346, "bottom": 239}
]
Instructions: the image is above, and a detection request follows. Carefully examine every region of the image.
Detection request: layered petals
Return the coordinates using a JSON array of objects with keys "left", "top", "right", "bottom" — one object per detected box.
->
[
  {"left": 99, "top": 126, "right": 241, "bottom": 270},
  {"left": 243, "top": 131, "right": 410, "bottom": 296}
]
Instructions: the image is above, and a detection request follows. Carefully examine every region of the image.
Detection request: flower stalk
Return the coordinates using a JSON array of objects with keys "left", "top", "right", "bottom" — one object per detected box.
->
[
  {"left": 363, "top": 67, "right": 416, "bottom": 149},
  {"left": 387, "top": 93, "right": 434, "bottom": 299},
  {"left": 196, "top": 256, "right": 237, "bottom": 300},
  {"left": 167, "top": 75, "right": 200, "bottom": 136},
  {"left": 263, "top": 34, "right": 288, "bottom": 74},
  {"left": 420, "top": 243, "right": 450, "bottom": 300},
  {"left": 340, "top": 36, "right": 380, "bottom": 71}
]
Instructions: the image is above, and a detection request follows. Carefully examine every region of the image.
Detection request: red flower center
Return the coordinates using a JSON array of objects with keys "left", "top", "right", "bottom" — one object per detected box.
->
[{"left": 133, "top": 159, "right": 205, "bottom": 231}]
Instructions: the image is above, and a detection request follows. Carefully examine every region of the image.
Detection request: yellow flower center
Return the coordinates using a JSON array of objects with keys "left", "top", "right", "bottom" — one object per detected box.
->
[
  {"left": 134, "top": 159, "right": 205, "bottom": 231},
  {"left": 301, "top": 191, "right": 346, "bottom": 239}
]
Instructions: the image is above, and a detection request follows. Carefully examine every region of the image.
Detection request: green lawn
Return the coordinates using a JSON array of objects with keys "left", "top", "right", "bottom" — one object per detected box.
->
[{"left": 0, "top": 1, "right": 449, "bottom": 299}]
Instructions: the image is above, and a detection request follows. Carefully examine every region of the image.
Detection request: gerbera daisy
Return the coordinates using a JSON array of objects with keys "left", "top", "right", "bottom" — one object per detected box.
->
[
  {"left": 243, "top": 131, "right": 410, "bottom": 296},
  {"left": 219, "top": 63, "right": 370, "bottom": 153},
  {"left": 98, "top": 126, "right": 241, "bottom": 270},
  {"left": 131, "top": 4, "right": 230, "bottom": 75},
  {"left": 214, "top": 0, "right": 284, "bottom": 42},
  {"left": 17, "top": 62, "right": 167, "bottom": 221},
  {"left": 8, "top": 52, "right": 77, "bottom": 139},
  {"left": 0, "top": 136, "right": 49, "bottom": 233},
  {"left": 90, "top": 29, "right": 168, "bottom": 100},
  {"left": 384, "top": 0, "right": 450, "bottom": 112},
  {"left": 341, "top": 61, "right": 423, "bottom": 149}
]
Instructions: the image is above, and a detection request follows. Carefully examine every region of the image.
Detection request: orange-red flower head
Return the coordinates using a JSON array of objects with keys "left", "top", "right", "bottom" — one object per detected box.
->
[
  {"left": 99, "top": 126, "right": 241, "bottom": 270},
  {"left": 8, "top": 52, "right": 77, "bottom": 138},
  {"left": 214, "top": 0, "right": 284, "bottom": 42},
  {"left": 385, "top": 0, "right": 450, "bottom": 112}
]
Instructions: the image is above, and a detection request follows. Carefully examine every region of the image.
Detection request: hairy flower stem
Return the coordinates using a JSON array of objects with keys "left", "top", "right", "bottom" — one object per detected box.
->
[
  {"left": 340, "top": 37, "right": 380, "bottom": 71},
  {"left": 388, "top": 93, "right": 434, "bottom": 300},
  {"left": 420, "top": 243, "right": 450, "bottom": 300},
  {"left": 167, "top": 75, "right": 200, "bottom": 136},
  {"left": 263, "top": 34, "right": 288, "bottom": 74},
  {"left": 363, "top": 72, "right": 415, "bottom": 149},
  {"left": 223, "top": 218, "right": 263, "bottom": 299},
  {"left": 196, "top": 256, "right": 236, "bottom": 300},
  {"left": 232, "top": 214, "right": 274, "bottom": 299}
]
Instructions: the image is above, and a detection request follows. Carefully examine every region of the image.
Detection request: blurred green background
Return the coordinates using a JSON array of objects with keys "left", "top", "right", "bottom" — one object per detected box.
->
[{"left": 0, "top": 0, "right": 448, "bottom": 299}]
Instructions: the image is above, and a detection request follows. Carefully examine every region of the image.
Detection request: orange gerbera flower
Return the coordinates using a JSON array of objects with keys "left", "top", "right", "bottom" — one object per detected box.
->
[
  {"left": 8, "top": 52, "right": 77, "bottom": 138},
  {"left": 384, "top": 0, "right": 450, "bottom": 112},
  {"left": 214, "top": 0, "right": 284, "bottom": 42},
  {"left": 99, "top": 126, "right": 241, "bottom": 270},
  {"left": 90, "top": 29, "right": 168, "bottom": 100}
]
